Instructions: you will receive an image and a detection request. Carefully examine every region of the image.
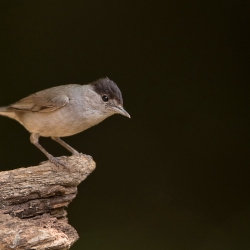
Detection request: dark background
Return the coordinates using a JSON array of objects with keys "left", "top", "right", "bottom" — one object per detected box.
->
[{"left": 0, "top": 1, "right": 250, "bottom": 249}]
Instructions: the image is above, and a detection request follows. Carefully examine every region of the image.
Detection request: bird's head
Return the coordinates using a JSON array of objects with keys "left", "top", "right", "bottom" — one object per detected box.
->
[{"left": 89, "top": 78, "right": 130, "bottom": 118}]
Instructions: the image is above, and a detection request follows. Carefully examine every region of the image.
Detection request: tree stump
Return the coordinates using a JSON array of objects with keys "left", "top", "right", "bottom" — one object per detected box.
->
[{"left": 0, "top": 154, "right": 96, "bottom": 250}]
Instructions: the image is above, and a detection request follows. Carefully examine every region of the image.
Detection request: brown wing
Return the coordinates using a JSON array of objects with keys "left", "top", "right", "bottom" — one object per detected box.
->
[{"left": 9, "top": 87, "right": 70, "bottom": 113}]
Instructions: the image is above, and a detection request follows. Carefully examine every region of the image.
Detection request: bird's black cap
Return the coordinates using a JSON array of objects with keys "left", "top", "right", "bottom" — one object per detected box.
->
[{"left": 91, "top": 78, "right": 123, "bottom": 105}]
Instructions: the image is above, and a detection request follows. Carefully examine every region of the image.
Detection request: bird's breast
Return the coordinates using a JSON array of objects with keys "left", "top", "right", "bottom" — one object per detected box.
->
[{"left": 18, "top": 104, "right": 109, "bottom": 137}]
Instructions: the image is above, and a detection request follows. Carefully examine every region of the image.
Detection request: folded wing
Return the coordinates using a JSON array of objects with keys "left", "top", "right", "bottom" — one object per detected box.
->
[{"left": 9, "top": 88, "right": 70, "bottom": 113}]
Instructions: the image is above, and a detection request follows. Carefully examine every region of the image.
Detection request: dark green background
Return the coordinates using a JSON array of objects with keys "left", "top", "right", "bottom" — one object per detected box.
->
[{"left": 0, "top": 1, "right": 250, "bottom": 249}]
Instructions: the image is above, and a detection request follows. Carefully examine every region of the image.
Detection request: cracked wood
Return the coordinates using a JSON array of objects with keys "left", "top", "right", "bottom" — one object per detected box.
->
[{"left": 0, "top": 154, "right": 96, "bottom": 250}]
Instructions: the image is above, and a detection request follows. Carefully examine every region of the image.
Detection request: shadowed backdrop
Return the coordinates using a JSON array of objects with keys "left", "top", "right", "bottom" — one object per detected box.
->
[{"left": 0, "top": 1, "right": 249, "bottom": 249}]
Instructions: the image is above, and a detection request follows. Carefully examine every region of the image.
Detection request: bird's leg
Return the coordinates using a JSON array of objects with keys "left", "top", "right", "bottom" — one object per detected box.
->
[
  {"left": 30, "top": 133, "right": 66, "bottom": 167},
  {"left": 51, "top": 137, "right": 80, "bottom": 155}
]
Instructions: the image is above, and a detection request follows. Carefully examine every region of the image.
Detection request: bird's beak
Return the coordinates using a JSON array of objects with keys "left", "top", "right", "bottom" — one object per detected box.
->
[{"left": 112, "top": 105, "right": 131, "bottom": 118}]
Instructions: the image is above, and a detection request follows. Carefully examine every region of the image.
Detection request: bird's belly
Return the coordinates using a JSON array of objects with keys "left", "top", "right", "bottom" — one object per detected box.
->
[{"left": 18, "top": 108, "right": 106, "bottom": 137}]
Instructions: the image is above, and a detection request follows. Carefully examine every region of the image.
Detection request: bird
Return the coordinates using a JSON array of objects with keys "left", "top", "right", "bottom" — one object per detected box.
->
[{"left": 0, "top": 77, "right": 130, "bottom": 167}]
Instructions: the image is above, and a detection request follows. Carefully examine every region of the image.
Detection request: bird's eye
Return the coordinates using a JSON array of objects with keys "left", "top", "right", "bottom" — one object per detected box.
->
[{"left": 102, "top": 95, "right": 109, "bottom": 102}]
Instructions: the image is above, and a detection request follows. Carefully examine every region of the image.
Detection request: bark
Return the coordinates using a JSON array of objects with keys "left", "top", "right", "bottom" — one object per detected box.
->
[{"left": 0, "top": 154, "right": 96, "bottom": 250}]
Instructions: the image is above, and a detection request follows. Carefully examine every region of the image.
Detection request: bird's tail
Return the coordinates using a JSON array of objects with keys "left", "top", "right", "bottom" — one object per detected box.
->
[
  {"left": 0, "top": 106, "right": 17, "bottom": 120},
  {"left": 0, "top": 106, "right": 8, "bottom": 112}
]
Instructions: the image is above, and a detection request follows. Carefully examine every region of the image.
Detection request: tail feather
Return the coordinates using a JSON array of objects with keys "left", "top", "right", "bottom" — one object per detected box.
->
[
  {"left": 0, "top": 106, "right": 17, "bottom": 120},
  {"left": 0, "top": 106, "right": 8, "bottom": 112}
]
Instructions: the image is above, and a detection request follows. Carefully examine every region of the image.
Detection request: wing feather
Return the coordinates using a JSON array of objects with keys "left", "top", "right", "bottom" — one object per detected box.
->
[{"left": 9, "top": 87, "right": 70, "bottom": 113}]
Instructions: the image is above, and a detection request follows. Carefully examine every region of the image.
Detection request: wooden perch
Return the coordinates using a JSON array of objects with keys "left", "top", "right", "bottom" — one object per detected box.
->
[{"left": 0, "top": 154, "right": 96, "bottom": 250}]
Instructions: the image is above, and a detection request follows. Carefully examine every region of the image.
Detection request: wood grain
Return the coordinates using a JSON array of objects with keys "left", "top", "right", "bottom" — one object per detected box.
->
[{"left": 0, "top": 154, "right": 95, "bottom": 250}]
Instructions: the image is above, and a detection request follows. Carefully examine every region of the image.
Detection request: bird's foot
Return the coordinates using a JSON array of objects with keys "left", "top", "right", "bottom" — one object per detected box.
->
[
  {"left": 71, "top": 150, "right": 81, "bottom": 156},
  {"left": 48, "top": 155, "right": 68, "bottom": 168}
]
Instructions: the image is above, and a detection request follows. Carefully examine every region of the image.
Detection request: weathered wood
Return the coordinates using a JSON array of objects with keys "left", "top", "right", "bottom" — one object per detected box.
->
[{"left": 0, "top": 154, "right": 96, "bottom": 250}]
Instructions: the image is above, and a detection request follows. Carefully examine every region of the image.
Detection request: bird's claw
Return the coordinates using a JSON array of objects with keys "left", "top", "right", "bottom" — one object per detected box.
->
[
  {"left": 48, "top": 155, "right": 68, "bottom": 168},
  {"left": 72, "top": 151, "right": 81, "bottom": 156}
]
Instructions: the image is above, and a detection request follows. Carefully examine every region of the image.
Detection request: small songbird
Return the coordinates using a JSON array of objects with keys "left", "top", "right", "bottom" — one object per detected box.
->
[{"left": 0, "top": 78, "right": 130, "bottom": 167}]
